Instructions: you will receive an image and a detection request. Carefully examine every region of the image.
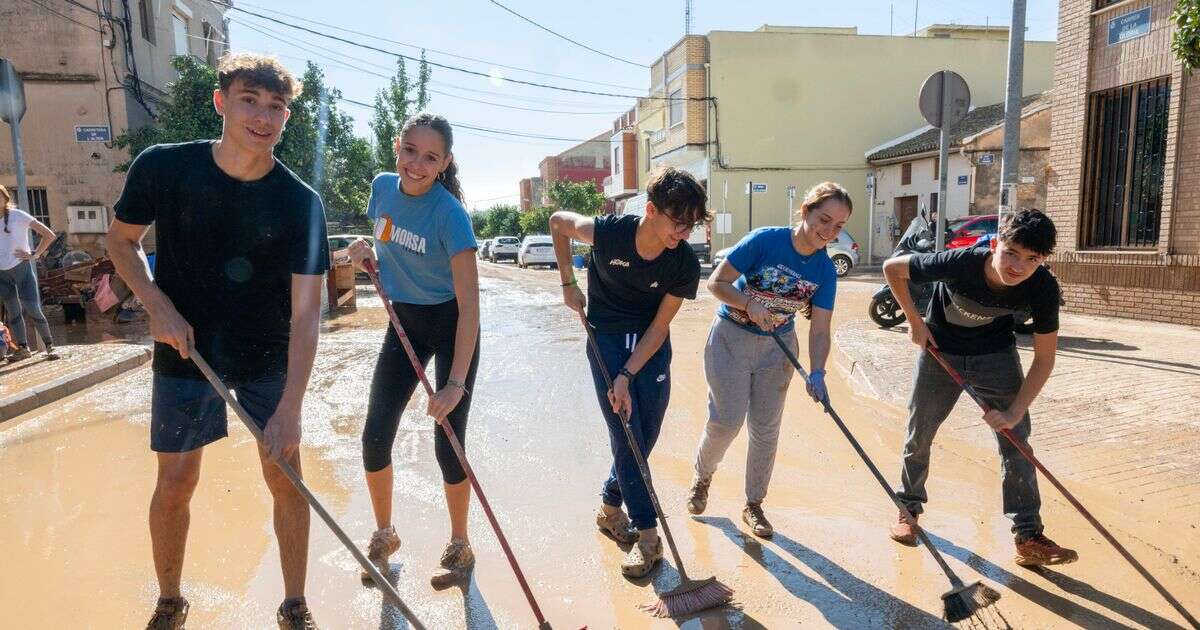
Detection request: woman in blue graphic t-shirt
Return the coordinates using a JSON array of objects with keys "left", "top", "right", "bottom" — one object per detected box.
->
[
  {"left": 347, "top": 113, "right": 481, "bottom": 589},
  {"left": 686, "top": 182, "right": 853, "bottom": 538}
]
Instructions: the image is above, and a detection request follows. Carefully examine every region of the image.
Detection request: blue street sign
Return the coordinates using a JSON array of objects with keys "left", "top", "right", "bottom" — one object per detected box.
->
[
  {"left": 1108, "top": 8, "right": 1151, "bottom": 46},
  {"left": 957, "top": 175, "right": 969, "bottom": 185},
  {"left": 75, "top": 125, "right": 111, "bottom": 142}
]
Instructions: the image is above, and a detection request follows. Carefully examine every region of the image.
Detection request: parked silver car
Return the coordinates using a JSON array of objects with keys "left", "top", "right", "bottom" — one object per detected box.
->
[
  {"left": 711, "top": 229, "right": 860, "bottom": 277},
  {"left": 488, "top": 236, "right": 520, "bottom": 262}
]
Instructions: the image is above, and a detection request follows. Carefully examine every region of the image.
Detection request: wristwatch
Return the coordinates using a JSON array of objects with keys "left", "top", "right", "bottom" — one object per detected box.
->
[{"left": 618, "top": 367, "right": 635, "bottom": 381}]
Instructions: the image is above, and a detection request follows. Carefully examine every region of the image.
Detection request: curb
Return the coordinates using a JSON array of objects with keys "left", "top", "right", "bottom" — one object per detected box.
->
[{"left": 0, "top": 347, "right": 152, "bottom": 423}]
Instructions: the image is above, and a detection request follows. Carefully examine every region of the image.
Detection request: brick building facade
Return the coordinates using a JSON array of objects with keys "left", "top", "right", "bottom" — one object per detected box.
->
[
  {"left": 1047, "top": 0, "right": 1199, "bottom": 326},
  {"left": 537, "top": 131, "right": 614, "bottom": 214}
]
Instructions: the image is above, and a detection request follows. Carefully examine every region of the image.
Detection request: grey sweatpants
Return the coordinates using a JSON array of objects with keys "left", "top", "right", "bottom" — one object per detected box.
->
[{"left": 693, "top": 316, "right": 798, "bottom": 504}]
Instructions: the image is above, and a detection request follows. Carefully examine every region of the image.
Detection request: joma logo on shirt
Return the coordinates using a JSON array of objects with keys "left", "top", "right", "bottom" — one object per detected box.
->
[
  {"left": 609, "top": 258, "right": 631, "bottom": 267},
  {"left": 375, "top": 217, "right": 427, "bottom": 255}
]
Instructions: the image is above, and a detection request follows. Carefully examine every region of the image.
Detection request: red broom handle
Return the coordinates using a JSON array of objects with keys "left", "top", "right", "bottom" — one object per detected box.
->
[
  {"left": 363, "top": 260, "right": 552, "bottom": 630},
  {"left": 924, "top": 346, "right": 1199, "bottom": 629}
]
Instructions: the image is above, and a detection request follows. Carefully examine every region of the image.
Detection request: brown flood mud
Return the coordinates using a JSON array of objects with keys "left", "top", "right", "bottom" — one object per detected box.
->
[{"left": 1, "top": 263, "right": 1196, "bottom": 628}]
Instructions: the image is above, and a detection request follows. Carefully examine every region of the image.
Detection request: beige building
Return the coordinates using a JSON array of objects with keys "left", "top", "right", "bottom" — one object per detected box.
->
[
  {"left": 1046, "top": 0, "right": 1200, "bottom": 326},
  {"left": 866, "top": 94, "right": 1052, "bottom": 260},
  {"left": 0, "top": 0, "right": 228, "bottom": 256},
  {"left": 625, "top": 25, "right": 1055, "bottom": 250}
]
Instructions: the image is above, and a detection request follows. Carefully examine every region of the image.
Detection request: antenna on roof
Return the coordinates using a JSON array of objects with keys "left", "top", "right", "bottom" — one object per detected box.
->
[{"left": 685, "top": 0, "right": 693, "bottom": 35}]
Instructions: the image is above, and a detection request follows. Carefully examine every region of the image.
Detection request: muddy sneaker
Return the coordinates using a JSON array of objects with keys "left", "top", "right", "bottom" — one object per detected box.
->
[
  {"left": 276, "top": 599, "right": 318, "bottom": 630},
  {"left": 889, "top": 509, "right": 919, "bottom": 547},
  {"left": 1015, "top": 533, "right": 1079, "bottom": 567},
  {"left": 145, "top": 597, "right": 189, "bottom": 630},
  {"left": 360, "top": 525, "right": 401, "bottom": 585},
  {"left": 43, "top": 346, "right": 61, "bottom": 361},
  {"left": 686, "top": 475, "right": 712, "bottom": 515},
  {"left": 430, "top": 539, "right": 475, "bottom": 590},
  {"left": 6, "top": 347, "right": 31, "bottom": 363},
  {"left": 620, "top": 536, "right": 663, "bottom": 578},
  {"left": 596, "top": 507, "right": 639, "bottom": 544},
  {"left": 742, "top": 503, "right": 774, "bottom": 538}
]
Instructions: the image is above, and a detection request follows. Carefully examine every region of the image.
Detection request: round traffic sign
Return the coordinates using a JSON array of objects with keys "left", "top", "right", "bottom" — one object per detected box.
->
[{"left": 919, "top": 70, "right": 970, "bottom": 129}]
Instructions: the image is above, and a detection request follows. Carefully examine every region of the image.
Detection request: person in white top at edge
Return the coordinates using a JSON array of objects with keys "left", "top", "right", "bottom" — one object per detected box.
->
[{"left": 0, "top": 183, "right": 59, "bottom": 363}]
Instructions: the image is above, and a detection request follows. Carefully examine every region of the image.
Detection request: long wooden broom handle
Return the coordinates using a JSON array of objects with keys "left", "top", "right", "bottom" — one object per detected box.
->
[
  {"left": 188, "top": 351, "right": 426, "bottom": 630},
  {"left": 362, "top": 259, "right": 552, "bottom": 630},
  {"left": 924, "top": 345, "right": 1198, "bottom": 629}
]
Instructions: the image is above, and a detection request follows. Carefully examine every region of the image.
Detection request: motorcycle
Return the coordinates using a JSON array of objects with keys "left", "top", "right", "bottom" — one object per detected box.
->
[{"left": 868, "top": 213, "right": 1037, "bottom": 334}]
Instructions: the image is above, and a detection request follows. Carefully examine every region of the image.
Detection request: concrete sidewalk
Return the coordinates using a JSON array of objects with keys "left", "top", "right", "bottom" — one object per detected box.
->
[
  {"left": 0, "top": 343, "right": 151, "bottom": 422},
  {"left": 835, "top": 306, "right": 1200, "bottom": 571}
]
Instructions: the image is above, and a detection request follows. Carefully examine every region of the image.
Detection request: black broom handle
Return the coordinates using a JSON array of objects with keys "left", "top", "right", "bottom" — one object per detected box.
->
[
  {"left": 580, "top": 315, "right": 693, "bottom": 583},
  {"left": 769, "top": 331, "right": 967, "bottom": 589}
]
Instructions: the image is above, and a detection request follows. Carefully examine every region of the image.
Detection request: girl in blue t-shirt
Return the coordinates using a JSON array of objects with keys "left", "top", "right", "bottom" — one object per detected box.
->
[
  {"left": 686, "top": 182, "right": 852, "bottom": 538},
  {"left": 347, "top": 113, "right": 481, "bottom": 589}
]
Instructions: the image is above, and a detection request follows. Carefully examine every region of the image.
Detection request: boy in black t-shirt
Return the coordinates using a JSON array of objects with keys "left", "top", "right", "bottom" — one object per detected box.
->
[
  {"left": 108, "top": 53, "right": 328, "bottom": 630},
  {"left": 882, "top": 209, "right": 1077, "bottom": 567},
  {"left": 550, "top": 166, "right": 709, "bottom": 578}
]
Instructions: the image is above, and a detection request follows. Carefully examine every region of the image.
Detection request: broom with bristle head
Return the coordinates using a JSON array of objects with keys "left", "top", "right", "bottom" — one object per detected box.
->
[
  {"left": 580, "top": 315, "right": 734, "bottom": 618},
  {"left": 769, "top": 331, "right": 1001, "bottom": 624}
]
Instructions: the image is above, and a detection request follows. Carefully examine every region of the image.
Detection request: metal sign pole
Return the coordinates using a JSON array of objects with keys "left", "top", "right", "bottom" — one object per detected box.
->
[
  {"left": 0, "top": 59, "right": 29, "bottom": 213},
  {"left": 936, "top": 81, "right": 951, "bottom": 251}
]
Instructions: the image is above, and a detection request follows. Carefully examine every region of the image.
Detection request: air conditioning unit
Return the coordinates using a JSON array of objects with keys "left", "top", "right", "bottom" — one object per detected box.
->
[{"left": 67, "top": 205, "right": 108, "bottom": 233}]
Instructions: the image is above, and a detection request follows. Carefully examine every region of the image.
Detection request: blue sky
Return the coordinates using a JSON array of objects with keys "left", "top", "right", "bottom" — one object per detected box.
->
[{"left": 225, "top": 1, "right": 1059, "bottom": 210}]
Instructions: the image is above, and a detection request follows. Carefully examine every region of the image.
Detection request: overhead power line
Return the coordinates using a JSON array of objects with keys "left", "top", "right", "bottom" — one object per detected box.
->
[
  {"left": 20, "top": 0, "right": 101, "bottom": 32},
  {"left": 206, "top": 0, "right": 700, "bottom": 101},
  {"left": 336, "top": 96, "right": 612, "bottom": 144},
  {"left": 486, "top": 0, "right": 648, "bottom": 68},
  {"left": 227, "top": 16, "right": 624, "bottom": 116},
  {"left": 233, "top": 0, "right": 643, "bottom": 91}
]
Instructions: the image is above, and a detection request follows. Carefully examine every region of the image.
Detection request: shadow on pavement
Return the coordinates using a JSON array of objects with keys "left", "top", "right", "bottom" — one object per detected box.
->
[
  {"left": 923, "top": 530, "right": 1186, "bottom": 630},
  {"left": 696, "top": 516, "right": 950, "bottom": 629}
]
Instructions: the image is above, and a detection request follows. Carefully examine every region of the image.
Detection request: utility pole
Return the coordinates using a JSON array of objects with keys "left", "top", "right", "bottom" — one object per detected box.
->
[
  {"left": 913, "top": 0, "right": 919, "bottom": 35},
  {"left": 890, "top": 4, "right": 894, "bottom": 36},
  {"left": 999, "top": 0, "right": 1027, "bottom": 223},
  {"left": 685, "top": 0, "right": 692, "bottom": 36}
]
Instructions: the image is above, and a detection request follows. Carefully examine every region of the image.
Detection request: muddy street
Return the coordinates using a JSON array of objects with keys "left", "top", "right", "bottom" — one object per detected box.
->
[{"left": 1, "top": 263, "right": 1197, "bottom": 629}]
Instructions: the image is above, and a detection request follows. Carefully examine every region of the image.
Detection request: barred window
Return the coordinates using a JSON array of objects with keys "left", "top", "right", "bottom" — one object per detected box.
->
[{"left": 1081, "top": 77, "right": 1170, "bottom": 248}]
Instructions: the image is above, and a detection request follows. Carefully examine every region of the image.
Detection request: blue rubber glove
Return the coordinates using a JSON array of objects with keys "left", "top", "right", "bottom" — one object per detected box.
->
[{"left": 806, "top": 369, "right": 828, "bottom": 404}]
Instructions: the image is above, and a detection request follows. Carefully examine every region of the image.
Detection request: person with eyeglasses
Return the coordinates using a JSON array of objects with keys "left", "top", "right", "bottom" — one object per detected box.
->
[
  {"left": 549, "top": 165, "right": 710, "bottom": 578},
  {"left": 686, "top": 182, "right": 852, "bottom": 539}
]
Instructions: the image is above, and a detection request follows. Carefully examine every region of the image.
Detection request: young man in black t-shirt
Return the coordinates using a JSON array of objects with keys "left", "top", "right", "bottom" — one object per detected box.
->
[
  {"left": 108, "top": 54, "right": 329, "bottom": 630},
  {"left": 882, "top": 209, "right": 1077, "bottom": 566},
  {"left": 550, "top": 166, "right": 709, "bottom": 578}
]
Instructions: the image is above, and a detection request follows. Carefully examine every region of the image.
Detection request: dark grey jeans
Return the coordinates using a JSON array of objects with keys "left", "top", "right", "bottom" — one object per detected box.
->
[
  {"left": 0, "top": 260, "right": 53, "bottom": 350},
  {"left": 896, "top": 347, "right": 1043, "bottom": 539}
]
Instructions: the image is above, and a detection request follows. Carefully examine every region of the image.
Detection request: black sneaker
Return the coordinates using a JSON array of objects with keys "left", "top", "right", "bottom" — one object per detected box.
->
[
  {"left": 145, "top": 597, "right": 189, "bottom": 630},
  {"left": 742, "top": 502, "right": 774, "bottom": 538},
  {"left": 7, "top": 347, "right": 31, "bottom": 363},
  {"left": 44, "top": 346, "right": 61, "bottom": 360},
  {"left": 277, "top": 599, "right": 318, "bottom": 630}
]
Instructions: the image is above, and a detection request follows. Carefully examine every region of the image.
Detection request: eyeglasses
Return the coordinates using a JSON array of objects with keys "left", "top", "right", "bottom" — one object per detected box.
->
[{"left": 671, "top": 219, "right": 698, "bottom": 234}]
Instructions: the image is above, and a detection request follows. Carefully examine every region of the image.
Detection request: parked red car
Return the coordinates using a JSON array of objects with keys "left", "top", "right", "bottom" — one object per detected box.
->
[{"left": 945, "top": 215, "right": 999, "bottom": 249}]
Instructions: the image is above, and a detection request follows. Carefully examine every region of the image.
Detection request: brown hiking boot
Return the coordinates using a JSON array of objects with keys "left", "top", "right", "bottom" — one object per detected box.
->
[
  {"left": 596, "top": 507, "right": 639, "bottom": 544},
  {"left": 360, "top": 525, "right": 401, "bottom": 585},
  {"left": 686, "top": 475, "right": 712, "bottom": 515},
  {"left": 430, "top": 539, "right": 475, "bottom": 589},
  {"left": 889, "top": 509, "right": 919, "bottom": 546},
  {"left": 620, "top": 536, "right": 663, "bottom": 578},
  {"left": 1015, "top": 533, "right": 1079, "bottom": 567},
  {"left": 145, "top": 597, "right": 189, "bottom": 630},
  {"left": 742, "top": 503, "right": 774, "bottom": 538},
  {"left": 276, "top": 599, "right": 318, "bottom": 629},
  {"left": 6, "top": 347, "right": 31, "bottom": 363}
]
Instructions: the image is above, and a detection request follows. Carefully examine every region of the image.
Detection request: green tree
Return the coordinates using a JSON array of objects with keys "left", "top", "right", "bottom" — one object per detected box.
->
[
  {"left": 470, "top": 209, "right": 488, "bottom": 237},
  {"left": 547, "top": 180, "right": 605, "bottom": 215},
  {"left": 114, "top": 56, "right": 222, "bottom": 169},
  {"left": 518, "top": 206, "right": 554, "bottom": 237},
  {"left": 1174, "top": 0, "right": 1200, "bottom": 69},
  {"left": 116, "top": 58, "right": 376, "bottom": 225},
  {"left": 370, "top": 51, "right": 433, "bottom": 172},
  {"left": 483, "top": 204, "right": 521, "bottom": 237}
]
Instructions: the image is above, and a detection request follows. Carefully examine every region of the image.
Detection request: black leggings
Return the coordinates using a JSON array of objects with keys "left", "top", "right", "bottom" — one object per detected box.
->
[{"left": 362, "top": 299, "right": 480, "bottom": 483}]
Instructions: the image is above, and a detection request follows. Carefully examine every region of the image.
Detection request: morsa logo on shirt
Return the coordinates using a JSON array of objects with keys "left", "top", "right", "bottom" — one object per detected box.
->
[
  {"left": 609, "top": 258, "right": 631, "bottom": 267},
  {"left": 375, "top": 216, "right": 427, "bottom": 255}
]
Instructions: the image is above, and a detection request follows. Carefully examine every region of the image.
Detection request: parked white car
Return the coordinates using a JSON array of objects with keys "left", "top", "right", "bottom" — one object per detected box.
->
[
  {"left": 488, "top": 236, "right": 520, "bottom": 262},
  {"left": 517, "top": 235, "right": 556, "bottom": 268}
]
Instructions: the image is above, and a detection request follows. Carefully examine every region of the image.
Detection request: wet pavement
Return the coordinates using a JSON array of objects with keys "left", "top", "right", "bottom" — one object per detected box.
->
[{"left": 1, "top": 263, "right": 1197, "bottom": 629}]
